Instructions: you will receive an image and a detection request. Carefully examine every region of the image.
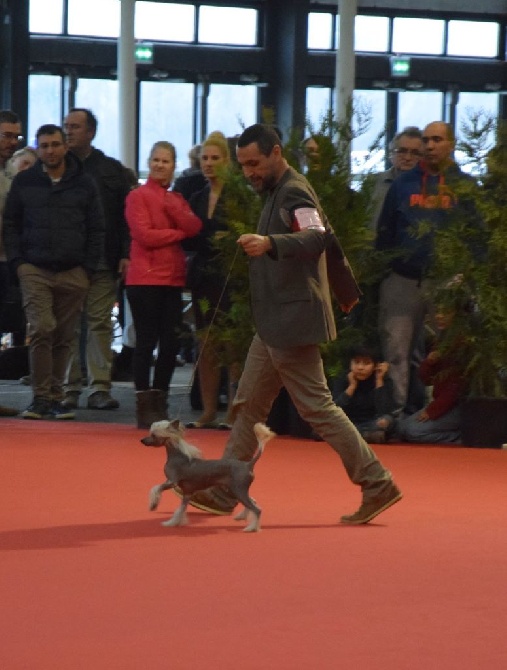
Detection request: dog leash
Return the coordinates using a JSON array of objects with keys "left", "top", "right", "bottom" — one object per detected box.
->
[{"left": 173, "top": 244, "right": 241, "bottom": 420}]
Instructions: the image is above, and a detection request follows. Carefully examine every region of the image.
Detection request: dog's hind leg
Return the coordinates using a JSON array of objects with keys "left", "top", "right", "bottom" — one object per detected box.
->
[
  {"left": 242, "top": 500, "right": 261, "bottom": 532},
  {"left": 162, "top": 496, "right": 190, "bottom": 527},
  {"left": 233, "top": 490, "right": 261, "bottom": 532},
  {"left": 149, "top": 480, "right": 175, "bottom": 511},
  {"left": 233, "top": 496, "right": 258, "bottom": 522}
]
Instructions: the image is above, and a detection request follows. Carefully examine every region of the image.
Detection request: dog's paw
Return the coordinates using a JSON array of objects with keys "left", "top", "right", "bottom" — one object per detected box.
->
[
  {"left": 243, "top": 522, "right": 261, "bottom": 533},
  {"left": 161, "top": 512, "right": 189, "bottom": 527}
]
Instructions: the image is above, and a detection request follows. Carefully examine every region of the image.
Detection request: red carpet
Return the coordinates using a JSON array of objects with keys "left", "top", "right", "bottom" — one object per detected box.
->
[{"left": 1, "top": 421, "right": 507, "bottom": 669}]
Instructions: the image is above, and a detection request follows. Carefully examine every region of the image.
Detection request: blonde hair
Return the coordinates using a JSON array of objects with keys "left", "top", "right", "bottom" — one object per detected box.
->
[{"left": 202, "top": 131, "right": 230, "bottom": 164}]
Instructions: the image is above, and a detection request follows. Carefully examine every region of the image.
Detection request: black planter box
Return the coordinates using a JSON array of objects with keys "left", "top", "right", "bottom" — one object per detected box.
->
[{"left": 460, "top": 398, "right": 507, "bottom": 449}]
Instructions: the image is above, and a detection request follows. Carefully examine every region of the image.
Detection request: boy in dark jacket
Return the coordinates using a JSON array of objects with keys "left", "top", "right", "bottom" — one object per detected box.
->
[{"left": 333, "top": 345, "right": 396, "bottom": 444}]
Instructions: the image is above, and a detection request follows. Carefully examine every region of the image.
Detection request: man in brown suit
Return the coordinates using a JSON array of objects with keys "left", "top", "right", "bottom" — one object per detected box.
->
[{"left": 181, "top": 124, "right": 402, "bottom": 525}]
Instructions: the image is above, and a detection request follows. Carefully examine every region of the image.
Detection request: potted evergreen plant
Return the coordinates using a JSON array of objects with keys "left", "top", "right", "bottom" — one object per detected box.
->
[{"left": 427, "top": 113, "right": 507, "bottom": 447}]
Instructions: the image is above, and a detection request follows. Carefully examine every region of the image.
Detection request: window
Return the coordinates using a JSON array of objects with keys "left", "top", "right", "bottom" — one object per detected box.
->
[
  {"left": 392, "top": 18, "right": 445, "bottom": 55},
  {"left": 306, "top": 87, "right": 333, "bottom": 129},
  {"left": 29, "top": 0, "right": 63, "bottom": 34},
  {"left": 207, "top": 84, "right": 257, "bottom": 138},
  {"left": 28, "top": 75, "right": 62, "bottom": 146},
  {"left": 355, "top": 16, "right": 389, "bottom": 53},
  {"left": 307, "top": 13, "right": 333, "bottom": 50},
  {"left": 139, "top": 81, "right": 194, "bottom": 178},
  {"left": 198, "top": 6, "right": 257, "bottom": 46},
  {"left": 398, "top": 91, "right": 443, "bottom": 131},
  {"left": 135, "top": 2, "right": 195, "bottom": 43},
  {"left": 447, "top": 21, "right": 499, "bottom": 58},
  {"left": 75, "top": 79, "right": 120, "bottom": 159},
  {"left": 456, "top": 93, "right": 499, "bottom": 170},
  {"left": 68, "top": 0, "right": 119, "bottom": 38},
  {"left": 352, "top": 90, "right": 386, "bottom": 173}
]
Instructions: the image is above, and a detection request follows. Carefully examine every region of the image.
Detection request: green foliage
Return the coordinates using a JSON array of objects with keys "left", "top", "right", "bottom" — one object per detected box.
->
[{"left": 429, "top": 113, "right": 507, "bottom": 397}]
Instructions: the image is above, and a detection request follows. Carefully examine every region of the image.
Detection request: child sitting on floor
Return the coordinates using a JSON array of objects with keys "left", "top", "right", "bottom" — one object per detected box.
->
[
  {"left": 397, "top": 306, "right": 466, "bottom": 445},
  {"left": 332, "top": 344, "right": 396, "bottom": 444}
]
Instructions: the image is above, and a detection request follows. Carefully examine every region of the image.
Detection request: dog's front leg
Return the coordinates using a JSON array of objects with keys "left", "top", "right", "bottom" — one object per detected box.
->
[
  {"left": 162, "top": 496, "right": 190, "bottom": 527},
  {"left": 149, "top": 480, "right": 175, "bottom": 511}
]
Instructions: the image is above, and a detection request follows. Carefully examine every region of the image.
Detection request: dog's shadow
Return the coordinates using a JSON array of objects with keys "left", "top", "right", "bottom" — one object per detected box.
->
[{"left": 0, "top": 512, "right": 376, "bottom": 551}]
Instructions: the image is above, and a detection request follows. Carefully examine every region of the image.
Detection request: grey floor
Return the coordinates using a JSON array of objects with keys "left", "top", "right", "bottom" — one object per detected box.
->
[{"left": 0, "top": 363, "right": 216, "bottom": 427}]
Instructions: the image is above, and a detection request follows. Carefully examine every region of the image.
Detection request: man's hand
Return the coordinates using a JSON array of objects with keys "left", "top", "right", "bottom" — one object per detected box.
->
[{"left": 237, "top": 234, "right": 272, "bottom": 257}]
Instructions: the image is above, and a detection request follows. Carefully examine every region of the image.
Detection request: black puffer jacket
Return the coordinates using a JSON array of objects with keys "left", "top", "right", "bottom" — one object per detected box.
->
[
  {"left": 76, "top": 148, "right": 132, "bottom": 270},
  {"left": 2, "top": 153, "right": 105, "bottom": 276}
]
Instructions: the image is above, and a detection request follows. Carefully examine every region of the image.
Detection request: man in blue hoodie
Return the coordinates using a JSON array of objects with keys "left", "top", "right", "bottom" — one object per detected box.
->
[{"left": 375, "top": 120, "right": 475, "bottom": 417}]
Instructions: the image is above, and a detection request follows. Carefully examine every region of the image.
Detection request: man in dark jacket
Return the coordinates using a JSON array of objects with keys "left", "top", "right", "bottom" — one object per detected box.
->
[
  {"left": 62, "top": 108, "right": 132, "bottom": 410},
  {"left": 3, "top": 124, "right": 105, "bottom": 419},
  {"left": 375, "top": 120, "right": 477, "bottom": 417}
]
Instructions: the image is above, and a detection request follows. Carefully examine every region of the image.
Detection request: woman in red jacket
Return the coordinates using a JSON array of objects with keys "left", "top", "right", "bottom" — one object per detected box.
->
[{"left": 125, "top": 141, "right": 201, "bottom": 428}]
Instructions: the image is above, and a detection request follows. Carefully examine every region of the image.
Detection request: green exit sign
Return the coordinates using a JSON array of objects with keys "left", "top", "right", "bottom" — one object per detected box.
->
[
  {"left": 390, "top": 56, "right": 411, "bottom": 77},
  {"left": 135, "top": 44, "right": 153, "bottom": 64}
]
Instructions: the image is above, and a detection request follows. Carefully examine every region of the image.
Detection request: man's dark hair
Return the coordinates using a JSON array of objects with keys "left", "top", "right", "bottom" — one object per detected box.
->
[
  {"left": 36, "top": 124, "right": 65, "bottom": 144},
  {"left": 0, "top": 110, "right": 20, "bottom": 125},
  {"left": 68, "top": 107, "right": 98, "bottom": 135},
  {"left": 237, "top": 123, "right": 282, "bottom": 156}
]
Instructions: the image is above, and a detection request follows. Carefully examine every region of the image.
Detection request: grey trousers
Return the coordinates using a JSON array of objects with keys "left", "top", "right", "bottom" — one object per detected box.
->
[
  {"left": 397, "top": 405, "right": 462, "bottom": 444},
  {"left": 18, "top": 263, "right": 89, "bottom": 401},
  {"left": 379, "top": 271, "right": 429, "bottom": 413},
  {"left": 212, "top": 334, "right": 392, "bottom": 507}
]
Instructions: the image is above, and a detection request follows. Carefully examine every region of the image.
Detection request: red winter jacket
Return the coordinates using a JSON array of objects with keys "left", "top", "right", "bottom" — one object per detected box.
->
[{"left": 125, "top": 177, "right": 201, "bottom": 286}]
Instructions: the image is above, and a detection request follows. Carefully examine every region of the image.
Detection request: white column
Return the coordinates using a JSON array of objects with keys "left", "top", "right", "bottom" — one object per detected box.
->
[
  {"left": 118, "top": 0, "right": 136, "bottom": 170},
  {"left": 335, "top": 0, "right": 357, "bottom": 126}
]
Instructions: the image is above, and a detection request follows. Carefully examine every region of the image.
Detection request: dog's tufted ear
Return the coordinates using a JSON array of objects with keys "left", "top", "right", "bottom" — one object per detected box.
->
[{"left": 170, "top": 419, "right": 181, "bottom": 430}]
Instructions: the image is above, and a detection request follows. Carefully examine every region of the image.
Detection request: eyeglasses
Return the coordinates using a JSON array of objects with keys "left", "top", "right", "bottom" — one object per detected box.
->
[
  {"left": 0, "top": 132, "right": 24, "bottom": 142},
  {"left": 394, "top": 148, "right": 422, "bottom": 156}
]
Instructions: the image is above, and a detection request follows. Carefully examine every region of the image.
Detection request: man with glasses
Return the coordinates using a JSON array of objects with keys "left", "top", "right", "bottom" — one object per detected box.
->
[
  {"left": 375, "top": 120, "right": 475, "bottom": 418},
  {"left": 0, "top": 110, "right": 23, "bottom": 416},
  {"left": 3, "top": 124, "right": 104, "bottom": 420},
  {"left": 368, "top": 126, "right": 423, "bottom": 232}
]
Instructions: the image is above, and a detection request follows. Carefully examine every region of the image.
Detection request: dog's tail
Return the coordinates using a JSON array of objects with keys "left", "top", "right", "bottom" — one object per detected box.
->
[{"left": 251, "top": 422, "right": 276, "bottom": 466}]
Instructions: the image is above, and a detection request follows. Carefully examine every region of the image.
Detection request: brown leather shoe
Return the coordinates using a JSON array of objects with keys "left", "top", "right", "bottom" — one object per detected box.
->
[
  {"left": 0, "top": 404, "right": 19, "bottom": 417},
  {"left": 340, "top": 482, "right": 402, "bottom": 525}
]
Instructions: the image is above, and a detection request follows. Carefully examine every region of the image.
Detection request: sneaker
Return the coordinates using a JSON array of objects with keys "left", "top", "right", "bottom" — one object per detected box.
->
[
  {"left": 87, "top": 391, "right": 120, "bottom": 410},
  {"left": 61, "top": 391, "right": 80, "bottom": 410},
  {"left": 21, "top": 397, "right": 51, "bottom": 420},
  {"left": 49, "top": 401, "right": 75, "bottom": 420},
  {"left": 340, "top": 482, "right": 402, "bottom": 525},
  {"left": 173, "top": 487, "right": 233, "bottom": 516}
]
